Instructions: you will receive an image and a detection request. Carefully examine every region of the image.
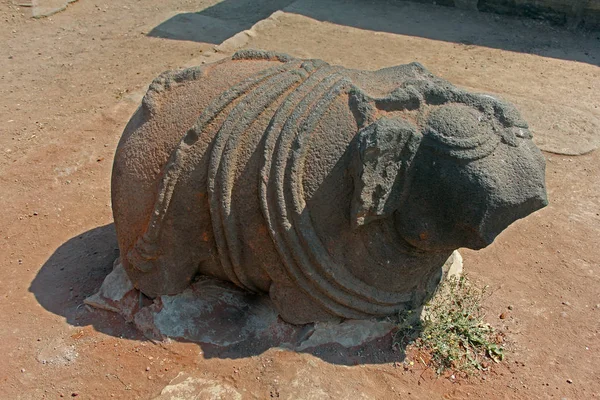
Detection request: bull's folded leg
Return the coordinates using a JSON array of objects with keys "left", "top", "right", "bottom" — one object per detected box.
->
[{"left": 269, "top": 282, "right": 339, "bottom": 325}]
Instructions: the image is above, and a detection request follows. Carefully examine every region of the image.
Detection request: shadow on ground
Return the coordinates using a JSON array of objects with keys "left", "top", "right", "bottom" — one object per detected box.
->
[
  {"left": 148, "top": 0, "right": 296, "bottom": 44},
  {"left": 148, "top": 0, "right": 599, "bottom": 65},
  {"left": 29, "top": 224, "right": 407, "bottom": 365},
  {"left": 28, "top": 224, "right": 143, "bottom": 339}
]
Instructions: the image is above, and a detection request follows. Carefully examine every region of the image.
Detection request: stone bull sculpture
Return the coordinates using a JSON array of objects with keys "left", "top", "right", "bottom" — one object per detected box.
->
[{"left": 112, "top": 50, "right": 547, "bottom": 324}]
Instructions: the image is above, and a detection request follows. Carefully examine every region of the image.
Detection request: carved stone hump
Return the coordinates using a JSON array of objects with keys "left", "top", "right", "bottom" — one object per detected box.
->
[{"left": 111, "top": 49, "right": 548, "bottom": 324}]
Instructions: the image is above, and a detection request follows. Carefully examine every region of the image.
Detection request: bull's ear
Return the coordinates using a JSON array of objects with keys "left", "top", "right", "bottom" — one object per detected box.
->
[{"left": 350, "top": 117, "right": 420, "bottom": 228}]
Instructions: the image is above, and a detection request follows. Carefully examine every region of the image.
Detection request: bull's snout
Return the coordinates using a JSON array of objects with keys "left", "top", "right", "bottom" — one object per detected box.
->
[{"left": 472, "top": 187, "right": 548, "bottom": 249}]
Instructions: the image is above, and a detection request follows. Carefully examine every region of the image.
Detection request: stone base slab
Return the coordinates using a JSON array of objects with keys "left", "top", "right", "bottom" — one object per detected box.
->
[{"left": 85, "top": 251, "right": 462, "bottom": 361}]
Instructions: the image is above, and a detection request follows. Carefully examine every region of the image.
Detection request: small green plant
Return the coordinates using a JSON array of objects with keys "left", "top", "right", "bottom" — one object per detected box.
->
[{"left": 394, "top": 275, "right": 504, "bottom": 374}]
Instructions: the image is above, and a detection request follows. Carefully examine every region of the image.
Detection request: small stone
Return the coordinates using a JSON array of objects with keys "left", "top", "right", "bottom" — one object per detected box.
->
[
  {"left": 499, "top": 312, "right": 508, "bottom": 320},
  {"left": 20, "top": 368, "right": 25, "bottom": 373},
  {"left": 145, "top": 366, "right": 150, "bottom": 371},
  {"left": 566, "top": 379, "right": 573, "bottom": 384},
  {"left": 562, "top": 301, "right": 571, "bottom": 306},
  {"left": 508, "top": 305, "right": 513, "bottom": 310}
]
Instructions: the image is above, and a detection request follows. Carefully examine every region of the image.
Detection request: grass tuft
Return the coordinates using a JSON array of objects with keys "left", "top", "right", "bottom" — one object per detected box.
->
[{"left": 393, "top": 275, "right": 504, "bottom": 374}]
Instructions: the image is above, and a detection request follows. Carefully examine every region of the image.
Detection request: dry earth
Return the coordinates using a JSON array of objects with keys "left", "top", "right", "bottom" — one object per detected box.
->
[{"left": 1, "top": 0, "right": 599, "bottom": 399}]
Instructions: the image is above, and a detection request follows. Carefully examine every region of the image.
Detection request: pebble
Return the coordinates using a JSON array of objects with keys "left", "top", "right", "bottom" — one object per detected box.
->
[
  {"left": 562, "top": 301, "right": 571, "bottom": 306},
  {"left": 508, "top": 305, "right": 514, "bottom": 310},
  {"left": 145, "top": 366, "right": 150, "bottom": 371},
  {"left": 566, "top": 379, "right": 573, "bottom": 384},
  {"left": 21, "top": 368, "right": 25, "bottom": 373},
  {"left": 499, "top": 312, "right": 508, "bottom": 319}
]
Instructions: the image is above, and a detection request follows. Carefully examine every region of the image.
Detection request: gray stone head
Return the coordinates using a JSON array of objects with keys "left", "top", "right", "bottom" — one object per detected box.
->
[{"left": 352, "top": 97, "right": 547, "bottom": 252}]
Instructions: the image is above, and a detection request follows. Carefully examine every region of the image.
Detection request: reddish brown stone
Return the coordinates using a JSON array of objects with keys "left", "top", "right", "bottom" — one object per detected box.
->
[{"left": 112, "top": 50, "right": 547, "bottom": 324}]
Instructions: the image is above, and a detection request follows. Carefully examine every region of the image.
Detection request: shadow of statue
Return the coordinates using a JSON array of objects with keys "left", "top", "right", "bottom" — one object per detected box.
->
[
  {"left": 28, "top": 224, "right": 143, "bottom": 339},
  {"left": 29, "top": 224, "right": 411, "bottom": 366}
]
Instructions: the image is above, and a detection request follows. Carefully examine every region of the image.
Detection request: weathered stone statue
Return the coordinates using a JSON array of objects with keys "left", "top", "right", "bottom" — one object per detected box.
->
[{"left": 111, "top": 50, "right": 548, "bottom": 325}]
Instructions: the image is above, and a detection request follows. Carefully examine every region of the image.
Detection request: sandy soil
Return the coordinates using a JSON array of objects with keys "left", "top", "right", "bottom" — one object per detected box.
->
[{"left": 1, "top": 0, "right": 599, "bottom": 399}]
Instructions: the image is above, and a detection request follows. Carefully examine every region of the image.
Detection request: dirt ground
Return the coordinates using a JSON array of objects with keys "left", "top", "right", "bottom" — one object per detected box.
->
[{"left": 1, "top": 0, "right": 599, "bottom": 399}]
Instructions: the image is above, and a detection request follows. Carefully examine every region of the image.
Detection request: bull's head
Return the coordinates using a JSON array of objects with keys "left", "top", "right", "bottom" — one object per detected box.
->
[{"left": 351, "top": 97, "right": 548, "bottom": 252}]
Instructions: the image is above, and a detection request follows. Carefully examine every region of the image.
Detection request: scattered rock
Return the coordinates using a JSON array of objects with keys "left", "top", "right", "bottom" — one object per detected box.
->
[
  {"left": 84, "top": 259, "right": 139, "bottom": 321},
  {"left": 36, "top": 337, "right": 78, "bottom": 366},
  {"left": 441, "top": 250, "right": 463, "bottom": 280},
  {"left": 32, "top": 0, "right": 78, "bottom": 19},
  {"left": 154, "top": 373, "right": 242, "bottom": 400},
  {"left": 567, "top": 379, "right": 573, "bottom": 384},
  {"left": 499, "top": 312, "right": 508, "bottom": 319},
  {"left": 296, "top": 319, "right": 396, "bottom": 351}
]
